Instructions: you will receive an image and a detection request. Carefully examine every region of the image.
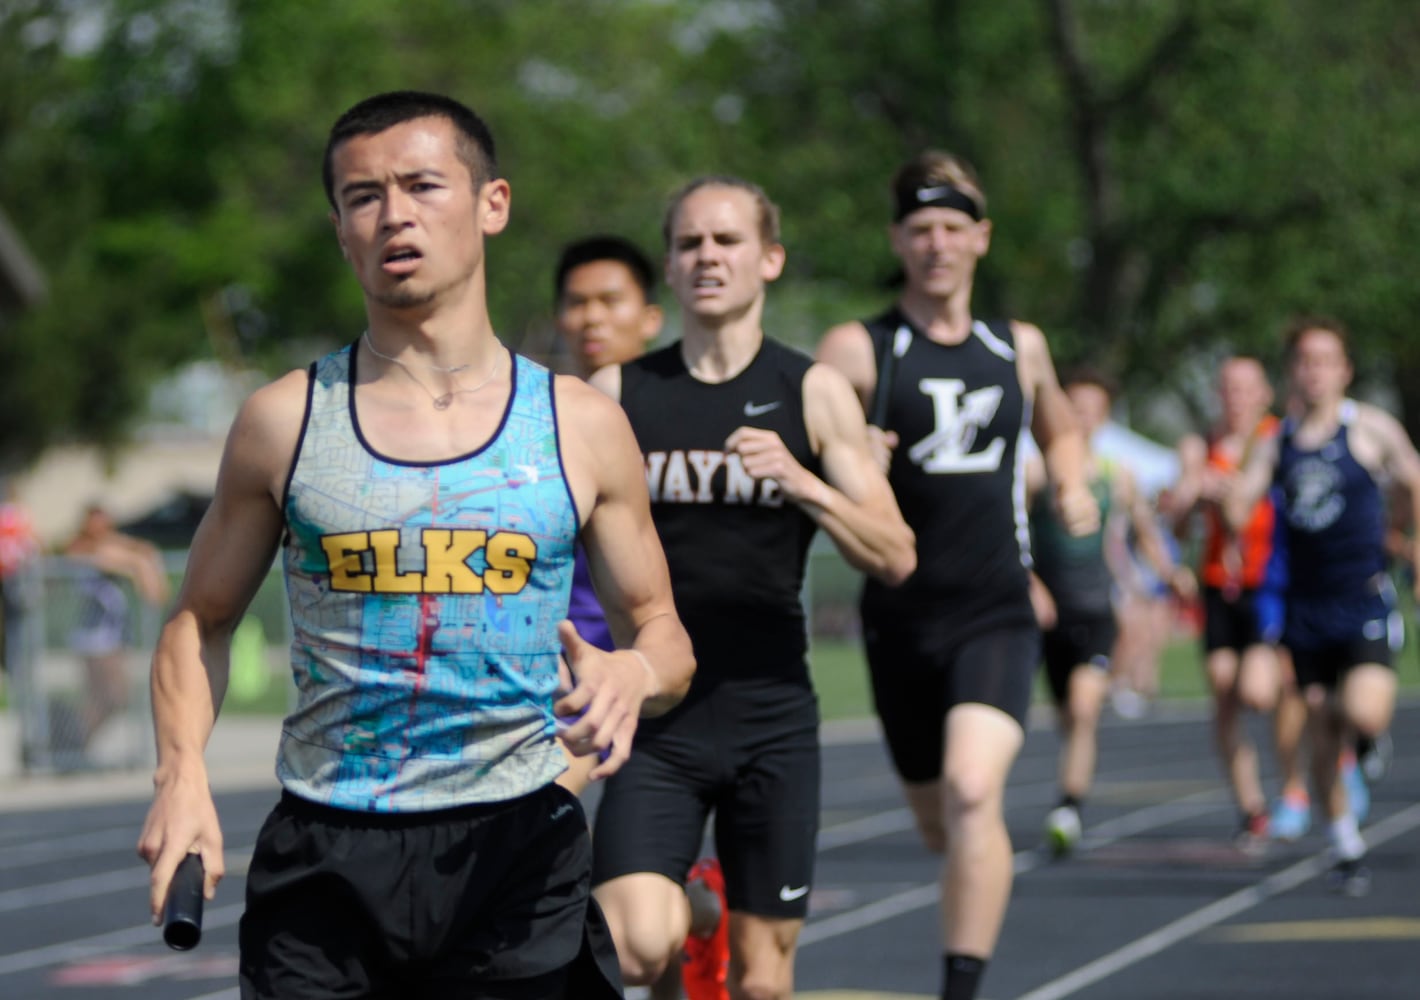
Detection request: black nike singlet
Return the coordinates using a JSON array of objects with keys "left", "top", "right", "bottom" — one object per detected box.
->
[{"left": 620, "top": 338, "right": 822, "bottom": 676}]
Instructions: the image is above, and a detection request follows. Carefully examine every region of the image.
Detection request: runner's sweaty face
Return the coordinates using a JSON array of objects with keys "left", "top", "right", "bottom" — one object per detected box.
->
[{"left": 665, "top": 185, "right": 783, "bottom": 325}]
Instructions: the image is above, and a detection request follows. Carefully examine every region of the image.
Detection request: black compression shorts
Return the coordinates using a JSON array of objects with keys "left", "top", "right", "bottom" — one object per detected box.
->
[
  {"left": 591, "top": 674, "right": 820, "bottom": 919},
  {"left": 863, "top": 602, "right": 1039, "bottom": 783},
  {"left": 1202, "top": 586, "right": 1270, "bottom": 653},
  {"left": 1041, "top": 613, "right": 1116, "bottom": 706},
  {"left": 1286, "top": 586, "right": 1403, "bottom": 690}
]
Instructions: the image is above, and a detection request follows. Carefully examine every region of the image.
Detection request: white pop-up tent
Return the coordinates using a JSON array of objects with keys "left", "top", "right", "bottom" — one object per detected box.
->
[
  {"left": 1021, "top": 422, "right": 1181, "bottom": 499},
  {"left": 1091, "top": 422, "right": 1181, "bottom": 498}
]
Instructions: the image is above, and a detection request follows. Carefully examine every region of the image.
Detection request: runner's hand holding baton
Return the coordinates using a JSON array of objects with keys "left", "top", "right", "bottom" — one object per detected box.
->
[{"left": 162, "top": 854, "right": 204, "bottom": 951}]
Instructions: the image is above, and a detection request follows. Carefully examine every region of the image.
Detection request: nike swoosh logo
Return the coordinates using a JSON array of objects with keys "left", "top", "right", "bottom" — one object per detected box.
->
[
  {"left": 744, "top": 401, "right": 781, "bottom": 417},
  {"left": 778, "top": 884, "right": 810, "bottom": 901}
]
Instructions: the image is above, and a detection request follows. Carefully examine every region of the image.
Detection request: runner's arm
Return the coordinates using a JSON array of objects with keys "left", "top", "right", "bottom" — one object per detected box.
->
[
  {"left": 1224, "top": 433, "right": 1278, "bottom": 533},
  {"left": 1366, "top": 404, "right": 1420, "bottom": 597},
  {"left": 1119, "top": 467, "right": 1194, "bottom": 599},
  {"left": 1017, "top": 322, "right": 1098, "bottom": 536},
  {"left": 555, "top": 379, "right": 695, "bottom": 778},
  {"left": 735, "top": 362, "right": 915, "bottom": 585},
  {"left": 137, "top": 372, "right": 303, "bottom": 924},
  {"left": 817, "top": 321, "right": 899, "bottom": 472}
]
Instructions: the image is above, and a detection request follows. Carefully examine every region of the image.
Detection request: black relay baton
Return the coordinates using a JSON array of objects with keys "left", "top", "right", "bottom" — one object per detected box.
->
[
  {"left": 869, "top": 323, "right": 904, "bottom": 429},
  {"left": 162, "top": 854, "right": 205, "bottom": 951}
]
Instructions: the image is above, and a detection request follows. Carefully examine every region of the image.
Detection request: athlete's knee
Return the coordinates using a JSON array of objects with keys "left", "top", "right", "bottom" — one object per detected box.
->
[
  {"left": 1302, "top": 683, "right": 1331, "bottom": 713},
  {"left": 942, "top": 767, "right": 1004, "bottom": 824},
  {"left": 1237, "top": 650, "right": 1279, "bottom": 713},
  {"left": 594, "top": 880, "right": 683, "bottom": 984},
  {"left": 734, "top": 963, "right": 793, "bottom": 1000},
  {"left": 1066, "top": 688, "right": 1104, "bottom": 729},
  {"left": 1206, "top": 656, "right": 1239, "bottom": 700},
  {"left": 1347, "top": 700, "right": 1393, "bottom": 740},
  {"left": 1342, "top": 668, "right": 1396, "bottom": 737},
  {"left": 611, "top": 923, "right": 677, "bottom": 986},
  {"left": 729, "top": 917, "right": 797, "bottom": 1000},
  {"left": 1238, "top": 681, "right": 1276, "bottom": 715}
]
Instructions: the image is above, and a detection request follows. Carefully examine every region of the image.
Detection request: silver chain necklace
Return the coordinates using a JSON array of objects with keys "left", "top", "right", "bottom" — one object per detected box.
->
[{"left": 363, "top": 330, "right": 503, "bottom": 410}]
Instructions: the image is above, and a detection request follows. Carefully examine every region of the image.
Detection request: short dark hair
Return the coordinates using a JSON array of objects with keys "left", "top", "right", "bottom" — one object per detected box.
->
[
  {"left": 1282, "top": 314, "right": 1352, "bottom": 363},
  {"left": 662, "top": 175, "right": 781, "bottom": 249},
  {"left": 323, "top": 91, "right": 498, "bottom": 210},
  {"left": 1060, "top": 363, "right": 1120, "bottom": 402},
  {"left": 554, "top": 235, "right": 657, "bottom": 305}
]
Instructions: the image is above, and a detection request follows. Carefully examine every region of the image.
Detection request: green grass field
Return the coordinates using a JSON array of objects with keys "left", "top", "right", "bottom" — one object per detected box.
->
[
  {"left": 808, "top": 627, "right": 1420, "bottom": 724},
  {"left": 219, "top": 623, "right": 1420, "bottom": 722}
]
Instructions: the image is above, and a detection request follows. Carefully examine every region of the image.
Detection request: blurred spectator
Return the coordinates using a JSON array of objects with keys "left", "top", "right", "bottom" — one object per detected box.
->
[
  {"left": 1108, "top": 492, "right": 1185, "bottom": 718},
  {"left": 0, "top": 481, "right": 41, "bottom": 680},
  {"left": 63, "top": 504, "right": 170, "bottom": 749}
]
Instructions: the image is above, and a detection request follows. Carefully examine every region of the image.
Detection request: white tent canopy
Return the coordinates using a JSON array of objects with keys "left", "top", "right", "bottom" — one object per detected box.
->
[
  {"left": 1022, "top": 422, "right": 1180, "bottom": 498},
  {"left": 1091, "top": 422, "right": 1180, "bottom": 497}
]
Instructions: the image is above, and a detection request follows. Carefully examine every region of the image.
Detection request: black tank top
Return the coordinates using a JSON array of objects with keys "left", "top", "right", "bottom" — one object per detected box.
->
[
  {"left": 861, "top": 305, "right": 1031, "bottom": 617},
  {"left": 621, "top": 338, "right": 821, "bottom": 674}
]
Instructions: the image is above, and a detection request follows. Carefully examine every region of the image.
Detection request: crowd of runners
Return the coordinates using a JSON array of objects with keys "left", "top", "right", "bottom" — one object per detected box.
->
[{"left": 131, "top": 91, "right": 1416, "bottom": 1000}]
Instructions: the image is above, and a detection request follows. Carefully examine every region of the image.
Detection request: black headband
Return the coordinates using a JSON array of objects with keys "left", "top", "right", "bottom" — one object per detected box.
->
[{"left": 894, "top": 183, "right": 983, "bottom": 222}]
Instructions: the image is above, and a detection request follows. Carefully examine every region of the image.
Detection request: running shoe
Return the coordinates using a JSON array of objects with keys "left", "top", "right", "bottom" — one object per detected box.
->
[
  {"left": 682, "top": 857, "right": 730, "bottom": 1000},
  {"left": 1044, "top": 804, "right": 1082, "bottom": 857},
  {"left": 1110, "top": 686, "right": 1149, "bottom": 720},
  {"left": 1359, "top": 732, "right": 1393, "bottom": 784},
  {"left": 1235, "top": 811, "right": 1270, "bottom": 855},
  {"left": 1268, "top": 789, "right": 1311, "bottom": 842},
  {"left": 1341, "top": 756, "right": 1370, "bottom": 825},
  {"left": 1328, "top": 856, "right": 1372, "bottom": 898}
]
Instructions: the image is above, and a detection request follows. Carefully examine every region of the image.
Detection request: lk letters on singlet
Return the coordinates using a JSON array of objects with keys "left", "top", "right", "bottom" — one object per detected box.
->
[
  {"left": 861, "top": 308, "right": 1034, "bottom": 629},
  {"left": 279, "top": 345, "right": 577, "bottom": 813}
]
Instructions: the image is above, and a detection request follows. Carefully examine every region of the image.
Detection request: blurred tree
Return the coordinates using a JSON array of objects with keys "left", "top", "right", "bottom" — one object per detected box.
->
[{"left": 1, "top": 0, "right": 1417, "bottom": 466}]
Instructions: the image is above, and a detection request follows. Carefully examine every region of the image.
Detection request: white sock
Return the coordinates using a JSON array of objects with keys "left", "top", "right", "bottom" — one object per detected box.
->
[{"left": 1329, "top": 814, "right": 1366, "bottom": 862}]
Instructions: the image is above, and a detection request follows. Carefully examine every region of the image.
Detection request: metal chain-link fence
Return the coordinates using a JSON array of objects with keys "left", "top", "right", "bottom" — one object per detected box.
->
[
  {"left": 4, "top": 555, "right": 292, "bottom": 775},
  {"left": 4, "top": 557, "right": 160, "bottom": 773}
]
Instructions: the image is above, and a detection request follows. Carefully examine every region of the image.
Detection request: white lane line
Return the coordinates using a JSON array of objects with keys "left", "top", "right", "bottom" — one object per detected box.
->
[
  {"left": 799, "top": 884, "right": 941, "bottom": 946},
  {"left": 1014, "top": 802, "right": 1420, "bottom": 1000},
  {"left": 0, "top": 902, "right": 244, "bottom": 976},
  {"left": 817, "top": 771, "right": 1229, "bottom": 856},
  {"left": 0, "top": 867, "right": 151, "bottom": 914},
  {"left": 817, "top": 809, "right": 917, "bottom": 850},
  {"left": 800, "top": 789, "right": 1228, "bottom": 946},
  {"left": 0, "top": 847, "right": 252, "bottom": 914},
  {"left": 0, "top": 818, "right": 266, "bottom": 871}
]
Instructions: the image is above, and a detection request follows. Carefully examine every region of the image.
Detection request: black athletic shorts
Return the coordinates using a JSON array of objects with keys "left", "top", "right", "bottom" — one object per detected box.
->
[
  {"left": 1041, "top": 612, "right": 1116, "bottom": 706},
  {"left": 239, "top": 785, "right": 621, "bottom": 1000},
  {"left": 863, "top": 601, "right": 1040, "bottom": 784},
  {"left": 591, "top": 673, "right": 820, "bottom": 919},
  {"left": 1286, "top": 582, "right": 1403, "bottom": 690},
  {"left": 1202, "top": 586, "right": 1269, "bottom": 653}
]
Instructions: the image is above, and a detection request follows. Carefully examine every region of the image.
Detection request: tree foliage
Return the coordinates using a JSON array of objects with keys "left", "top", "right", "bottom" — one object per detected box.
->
[{"left": 2, "top": 0, "right": 1418, "bottom": 467}]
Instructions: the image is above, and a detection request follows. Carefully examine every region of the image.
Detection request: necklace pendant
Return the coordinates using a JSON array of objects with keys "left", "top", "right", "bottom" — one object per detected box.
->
[{"left": 434, "top": 394, "right": 453, "bottom": 410}]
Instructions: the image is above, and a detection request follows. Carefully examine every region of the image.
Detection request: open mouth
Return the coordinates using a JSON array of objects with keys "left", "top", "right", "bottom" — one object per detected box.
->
[{"left": 382, "top": 247, "right": 422, "bottom": 272}]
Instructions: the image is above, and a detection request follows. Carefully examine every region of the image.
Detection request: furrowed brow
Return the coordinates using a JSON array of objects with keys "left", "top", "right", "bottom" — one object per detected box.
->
[{"left": 338, "top": 179, "right": 382, "bottom": 201}]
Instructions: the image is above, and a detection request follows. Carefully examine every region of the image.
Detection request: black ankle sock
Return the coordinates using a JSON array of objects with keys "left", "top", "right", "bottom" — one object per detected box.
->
[
  {"left": 1357, "top": 735, "right": 1375, "bottom": 758},
  {"left": 1060, "top": 794, "right": 1082, "bottom": 811},
  {"left": 942, "top": 953, "right": 987, "bottom": 1000}
]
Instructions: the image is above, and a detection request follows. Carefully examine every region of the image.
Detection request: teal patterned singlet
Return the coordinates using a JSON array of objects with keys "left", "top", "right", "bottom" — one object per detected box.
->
[{"left": 278, "top": 345, "right": 577, "bottom": 811}]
